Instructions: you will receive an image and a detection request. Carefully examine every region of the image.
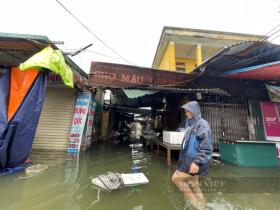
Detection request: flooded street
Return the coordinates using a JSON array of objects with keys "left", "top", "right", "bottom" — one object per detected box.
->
[{"left": 1, "top": 143, "right": 279, "bottom": 210}]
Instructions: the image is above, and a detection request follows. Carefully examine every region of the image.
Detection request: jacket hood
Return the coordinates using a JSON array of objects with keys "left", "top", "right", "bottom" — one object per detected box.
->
[{"left": 181, "top": 101, "right": 201, "bottom": 121}]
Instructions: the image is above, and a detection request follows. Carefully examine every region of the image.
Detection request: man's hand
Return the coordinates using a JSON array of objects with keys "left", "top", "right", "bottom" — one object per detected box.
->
[{"left": 189, "top": 162, "right": 199, "bottom": 174}]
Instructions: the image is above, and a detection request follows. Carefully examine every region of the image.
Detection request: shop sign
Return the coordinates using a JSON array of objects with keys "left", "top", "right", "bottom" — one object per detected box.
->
[
  {"left": 47, "top": 72, "right": 64, "bottom": 86},
  {"left": 67, "top": 92, "right": 92, "bottom": 153},
  {"left": 86, "top": 98, "right": 96, "bottom": 142},
  {"left": 90, "top": 62, "right": 196, "bottom": 87},
  {"left": 260, "top": 102, "right": 280, "bottom": 141}
]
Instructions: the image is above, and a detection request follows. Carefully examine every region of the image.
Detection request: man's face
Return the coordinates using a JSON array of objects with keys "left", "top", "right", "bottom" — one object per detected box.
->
[{"left": 185, "top": 110, "right": 193, "bottom": 119}]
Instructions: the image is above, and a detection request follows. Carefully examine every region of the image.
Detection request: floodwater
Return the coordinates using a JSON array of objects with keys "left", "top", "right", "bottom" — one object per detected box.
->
[{"left": 0, "top": 142, "right": 280, "bottom": 210}]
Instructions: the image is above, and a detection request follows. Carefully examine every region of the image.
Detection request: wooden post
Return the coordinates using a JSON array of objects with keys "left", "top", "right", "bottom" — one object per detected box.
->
[
  {"left": 156, "top": 144, "right": 159, "bottom": 155},
  {"left": 167, "top": 149, "right": 171, "bottom": 166}
]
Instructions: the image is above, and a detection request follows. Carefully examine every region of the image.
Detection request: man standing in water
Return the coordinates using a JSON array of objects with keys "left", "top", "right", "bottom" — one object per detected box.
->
[{"left": 172, "top": 101, "right": 213, "bottom": 209}]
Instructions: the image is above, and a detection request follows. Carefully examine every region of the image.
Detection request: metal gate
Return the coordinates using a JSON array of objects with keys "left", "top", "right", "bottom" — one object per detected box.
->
[{"left": 200, "top": 103, "right": 249, "bottom": 150}]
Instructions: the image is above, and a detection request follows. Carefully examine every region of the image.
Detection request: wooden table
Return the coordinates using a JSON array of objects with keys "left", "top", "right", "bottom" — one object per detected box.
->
[
  {"left": 151, "top": 139, "right": 221, "bottom": 166},
  {"left": 151, "top": 138, "right": 181, "bottom": 166}
]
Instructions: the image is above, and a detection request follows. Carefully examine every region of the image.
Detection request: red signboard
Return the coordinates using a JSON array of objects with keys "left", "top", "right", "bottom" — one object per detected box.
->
[
  {"left": 89, "top": 62, "right": 196, "bottom": 88},
  {"left": 260, "top": 102, "right": 280, "bottom": 141}
]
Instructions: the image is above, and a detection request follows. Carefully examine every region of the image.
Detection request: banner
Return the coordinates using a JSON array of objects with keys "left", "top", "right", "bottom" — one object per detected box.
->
[
  {"left": 260, "top": 102, "right": 280, "bottom": 141},
  {"left": 86, "top": 98, "right": 96, "bottom": 142},
  {"left": 266, "top": 84, "right": 280, "bottom": 103},
  {"left": 67, "top": 93, "right": 92, "bottom": 154}
]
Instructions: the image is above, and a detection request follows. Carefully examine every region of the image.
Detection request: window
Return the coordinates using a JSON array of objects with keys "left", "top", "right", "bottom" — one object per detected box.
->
[{"left": 176, "top": 62, "right": 186, "bottom": 72}]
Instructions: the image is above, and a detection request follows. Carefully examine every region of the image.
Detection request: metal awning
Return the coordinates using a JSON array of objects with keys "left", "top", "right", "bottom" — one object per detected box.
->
[
  {"left": 123, "top": 89, "right": 157, "bottom": 98},
  {"left": 111, "top": 86, "right": 230, "bottom": 108},
  {"left": 109, "top": 105, "right": 152, "bottom": 115},
  {"left": 122, "top": 86, "right": 230, "bottom": 96},
  {"left": 0, "top": 32, "right": 88, "bottom": 79},
  {"left": 122, "top": 87, "right": 228, "bottom": 99}
]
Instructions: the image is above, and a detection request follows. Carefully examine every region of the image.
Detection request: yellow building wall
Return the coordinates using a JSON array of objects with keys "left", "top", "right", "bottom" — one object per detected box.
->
[
  {"left": 158, "top": 43, "right": 176, "bottom": 71},
  {"left": 175, "top": 57, "right": 196, "bottom": 73},
  {"left": 196, "top": 45, "right": 203, "bottom": 66},
  {"left": 157, "top": 43, "right": 200, "bottom": 73}
]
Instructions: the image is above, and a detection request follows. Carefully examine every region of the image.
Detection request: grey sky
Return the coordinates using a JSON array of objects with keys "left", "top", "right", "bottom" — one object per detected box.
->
[{"left": 1, "top": 0, "right": 280, "bottom": 72}]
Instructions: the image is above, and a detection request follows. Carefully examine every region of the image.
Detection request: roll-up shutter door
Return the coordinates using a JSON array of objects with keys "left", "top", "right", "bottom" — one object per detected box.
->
[{"left": 33, "top": 87, "right": 76, "bottom": 150}]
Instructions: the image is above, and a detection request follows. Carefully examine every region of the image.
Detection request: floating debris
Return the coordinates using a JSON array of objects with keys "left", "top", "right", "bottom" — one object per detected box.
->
[
  {"left": 121, "top": 173, "right": 149, "bottom": 187},
  {"left": 91, "top": 171, "right": 149, "bottom": 191},
  {"left": 25, "top": 164, "right": 48, "bottom": 175},
  {"left": 91, "top": 171, "right": 122, "bottom": 192}
]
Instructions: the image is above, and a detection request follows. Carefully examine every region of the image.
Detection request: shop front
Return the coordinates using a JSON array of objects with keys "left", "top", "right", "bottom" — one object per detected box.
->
[
  {"left": 192, "top": 41, "right": 280, "bottom": 166},
  {"left": 0, "top": 33, "right": 92, "bottom": 170}
]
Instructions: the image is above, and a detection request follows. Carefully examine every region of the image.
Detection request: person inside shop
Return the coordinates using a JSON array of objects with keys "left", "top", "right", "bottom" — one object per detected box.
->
[{"left": 172, "top": 101, "right": 213, "bottom": 210}]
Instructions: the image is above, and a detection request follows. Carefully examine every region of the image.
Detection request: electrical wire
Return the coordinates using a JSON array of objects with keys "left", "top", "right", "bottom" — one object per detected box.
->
[
  {"left": 85, "top": 49, "right": 120, "bottom": 60},
  {"left": 197, "top": 20, "right": 280, "bottom": 75},
  {"left": 225, "top": 45, "right": 280, "bottom": 69},
  {"left": 261, "top": 22, "right": 280, "bottom": 41},
  {"left": 269, "top": 31, "right": 280, "bottom": 42},
  {"left": 196, "top": 22, "right": 280, "bottom": 75},
  {"left": 55, "top": 0, "right": 134, "bottom": 65},
  {"left": 60, "top": 45, "right": 124, "bottom": 63},
  {"left": 56, "top": 0, "right": 280, "bottom": 79},
  {"left": 218, "top": 24, "right": 280, "bottom": 70}
]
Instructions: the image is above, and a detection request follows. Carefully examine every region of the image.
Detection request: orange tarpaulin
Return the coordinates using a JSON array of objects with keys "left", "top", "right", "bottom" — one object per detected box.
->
[{"left": 8, "top": 67, "right": 39, "bottom": 121}]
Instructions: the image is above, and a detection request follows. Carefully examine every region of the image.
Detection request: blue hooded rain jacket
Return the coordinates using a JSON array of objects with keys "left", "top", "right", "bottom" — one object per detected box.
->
[{"left": 177, "top": 101, "right": 213, "bottom": 175}]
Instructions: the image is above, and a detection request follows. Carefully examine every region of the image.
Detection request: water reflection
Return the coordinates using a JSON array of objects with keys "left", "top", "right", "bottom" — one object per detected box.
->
[
  {"left": 129, "top": 143, "right": 151, "bottom": 170},
  {"left": 64, "top": 153, "right": 80, "bottom": 184},
  {"left": 132, "top": 205, "right": 143, "bottom": 210},
  {"left": 0, "top": 176, "right": 24, "bottom": 210},
  {"left": 172, "top": 173, "right": 206, "bottom": 210},
  {"left": 0, "top": 144, "right": 279, "bottom": 210}
]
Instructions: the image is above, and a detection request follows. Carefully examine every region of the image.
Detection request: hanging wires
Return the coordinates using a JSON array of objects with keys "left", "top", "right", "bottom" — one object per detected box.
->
[
  {"left": 196, "top": 20, "right": 280, "bottom": 75},
  {"left": 55, "top": 0, "right": 134, "bottom": 65}
]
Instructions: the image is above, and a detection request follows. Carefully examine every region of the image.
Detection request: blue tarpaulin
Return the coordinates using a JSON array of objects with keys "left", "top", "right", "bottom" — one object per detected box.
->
[
  {"left": 0, "top": 71, "right": 47, "bottom": 169},
  {"left": 0, "top": 69, "right": 9, "bottom": 135}
]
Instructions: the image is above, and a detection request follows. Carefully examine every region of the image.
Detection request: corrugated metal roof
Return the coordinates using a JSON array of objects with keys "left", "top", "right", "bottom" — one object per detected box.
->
[
  {"left": 0, "top": 32, "right": 88, "bottom": 78},
  {"left": 193, "top": 41, "right": 280, "bottom": 77},
  {"left": 123, "top": 89, "right": 156, "bottom": 98},
  {"left": 0, "top": 32, "right": 50, "bottom": 42}
]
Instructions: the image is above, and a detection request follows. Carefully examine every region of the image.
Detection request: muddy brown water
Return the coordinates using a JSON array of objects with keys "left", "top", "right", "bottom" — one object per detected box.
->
[{"left": 0, "top": 143, "right": 279, "bottom": 210}]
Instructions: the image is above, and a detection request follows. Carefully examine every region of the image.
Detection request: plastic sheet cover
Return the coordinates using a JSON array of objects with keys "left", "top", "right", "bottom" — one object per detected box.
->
[
  {"left": 0, "top": 69, "right": 9, "bottom": 135},
  {"left": 0, "top": 70, "right": 47, "bottom": 169},
  {"left": 8, "top": 67, "right": 39, "bottom": 121},
  {"left": 19, "top": 46, "right": 74, "bottom": 88}
]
